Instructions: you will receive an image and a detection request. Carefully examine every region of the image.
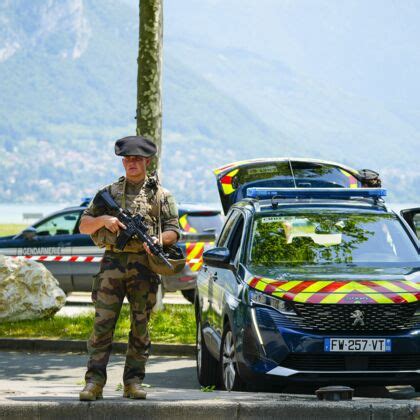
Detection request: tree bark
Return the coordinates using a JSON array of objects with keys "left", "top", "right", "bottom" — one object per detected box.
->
[{"left": 136, "top": 0, "right": 163, "bottom": 174}]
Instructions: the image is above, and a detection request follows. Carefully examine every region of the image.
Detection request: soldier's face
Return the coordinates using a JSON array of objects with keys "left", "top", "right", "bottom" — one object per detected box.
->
[{"left": 122, "top": 156, "right": 151, "bottom": 180}]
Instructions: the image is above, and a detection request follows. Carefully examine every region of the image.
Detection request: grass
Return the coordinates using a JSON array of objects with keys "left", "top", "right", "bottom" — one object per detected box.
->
[
  {"left": 0, "top": 224, "right": 27, "bottom": 236},
  {"left": 0, "top": 223, "right": 196, "bottom": 344},
  {"left": 0, "top": 304, "right": 196, "bottom": 344}
]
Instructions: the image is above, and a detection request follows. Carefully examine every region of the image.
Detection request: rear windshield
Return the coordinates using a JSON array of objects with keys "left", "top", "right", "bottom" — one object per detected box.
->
[
  {"left": 291, "top": 161, "right": 361, "bottom": 188},
  {"left": 182, "top": 213, "right": 224, "bottom": 235},
  {"left": 248, "top": 212, "right": 418, "bottom": 266},
  {"left": 234, "top": 161, "right": 360, "bottom": 190}
]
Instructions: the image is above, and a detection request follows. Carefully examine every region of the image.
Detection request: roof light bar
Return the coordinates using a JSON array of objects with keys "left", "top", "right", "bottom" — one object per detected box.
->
[{"left": 246, "top": 188, "right": 387, "bottom": 200}]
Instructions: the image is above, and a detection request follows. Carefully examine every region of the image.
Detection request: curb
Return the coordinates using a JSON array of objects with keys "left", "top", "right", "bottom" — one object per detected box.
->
[
  {"left": 0, "top": 398, "right": 419, "bottom": 420},
  {"left": 0, "top": 338, "right": 195, "bottom": 356}
]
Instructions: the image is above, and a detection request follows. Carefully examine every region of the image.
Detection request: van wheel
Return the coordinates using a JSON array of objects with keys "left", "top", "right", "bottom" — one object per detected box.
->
[
  {"left": 196, "top": 319, "right": 219, "bottom": 387},
  {"left": 181, "top": 289, "right": 195, "bottom": 304},
  {"left": 220, "top": 323, "right": 245, "bottom": 391}
]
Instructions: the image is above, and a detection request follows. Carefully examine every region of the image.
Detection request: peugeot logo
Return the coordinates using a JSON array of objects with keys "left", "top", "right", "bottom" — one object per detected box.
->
[{"left": 350, "top": 309, "right": 365, "bottom": 326}]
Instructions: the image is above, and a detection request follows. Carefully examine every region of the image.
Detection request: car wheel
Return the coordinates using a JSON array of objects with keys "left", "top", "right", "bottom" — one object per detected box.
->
[
  {"left": 196, "top": 319, "right": 219, "bottom": 387},
  {"left": 220, "top": 323, "right": 245, "bottom": 391},
  {"left": 181, "top": 289, "right": 195, "bottom": 304}
]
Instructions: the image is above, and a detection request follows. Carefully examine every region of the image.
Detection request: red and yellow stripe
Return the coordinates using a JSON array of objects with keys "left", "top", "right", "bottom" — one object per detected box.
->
[
  {"left": 219, "top": 169, "right": 239, "bottom": 195},
  {"left": 340, "top": 169, "right": 358, "bottom": 189},
  {"left": 213, "top": 159, "right": 256, "bottom": 176},
  {"left": 247, "top": 275, "right": 420, "bottom": 304},
  {"left": 179, "top": 214, "right": 213, "bottom": 272}
]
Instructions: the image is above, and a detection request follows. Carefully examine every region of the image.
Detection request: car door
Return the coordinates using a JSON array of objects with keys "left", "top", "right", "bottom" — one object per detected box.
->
[
  {"left": 32, "top": 210, "right": 81, "bottom": 292},
  {"left": 213, "top": 212, "right": 246, "bottom": 343},
  {"left": 400, "top": 207, "right": 420, "bottom": 240},
  {"left": 71, "top": 212, "right": 103, "bottom": 292},
  {"left": 16, "top": 210, "right": 82, "bottom": 292},
  {"left": 199, "top": 210, "right": 239, "bottom": 353}
]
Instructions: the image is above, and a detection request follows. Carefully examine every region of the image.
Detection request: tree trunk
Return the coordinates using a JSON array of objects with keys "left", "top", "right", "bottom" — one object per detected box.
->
[{"left": 136, "top": 0, "right": 163, "bottom": 174}]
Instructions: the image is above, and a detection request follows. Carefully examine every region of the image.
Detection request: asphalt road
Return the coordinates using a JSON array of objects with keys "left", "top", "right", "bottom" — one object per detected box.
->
[{"left": 0, "top": 351, "right": 418, "bottom": 402}]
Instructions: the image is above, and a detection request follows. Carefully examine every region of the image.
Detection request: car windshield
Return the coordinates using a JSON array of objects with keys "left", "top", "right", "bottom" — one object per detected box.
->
[
  {"left": 248, "top": 211, "right": 419, "bottom": 266},
  {"left": 34, "top": 211, "right": 81, "bottom": 236}
]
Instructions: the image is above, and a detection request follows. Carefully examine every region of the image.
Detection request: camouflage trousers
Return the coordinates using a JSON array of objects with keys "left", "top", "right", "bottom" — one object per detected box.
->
[{"left": 85, "top": 251, "right": 159, "bottom": 386}]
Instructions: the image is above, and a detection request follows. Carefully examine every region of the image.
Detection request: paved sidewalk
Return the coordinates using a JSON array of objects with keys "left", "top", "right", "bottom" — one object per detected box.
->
[
  {"left": 0, "top": 352, "right": 198, "bottom": 401},
  {"left": 0, "top": 351, "right": 419, "bottom": 419}
]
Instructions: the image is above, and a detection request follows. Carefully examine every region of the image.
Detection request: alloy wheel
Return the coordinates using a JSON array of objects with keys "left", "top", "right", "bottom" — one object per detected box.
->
[
  {"left": 196, "top": 321, "right": 202, "bottom": 374},
  {"left": 222, "top": 330, "right": 236, "bottom": 391}
]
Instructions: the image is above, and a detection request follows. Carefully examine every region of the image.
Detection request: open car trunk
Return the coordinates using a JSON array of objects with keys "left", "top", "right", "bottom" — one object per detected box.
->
[{"left": 213, "top": 158, "right": 378, "bottom": 214}]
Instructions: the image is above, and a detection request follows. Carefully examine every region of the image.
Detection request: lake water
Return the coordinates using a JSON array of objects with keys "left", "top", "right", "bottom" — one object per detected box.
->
[
  {"left": 0, "top": 204, "right": 73, "bottom": 224},
  {"left": 0, "top": 202, "right": 418, "bottom": 225}
]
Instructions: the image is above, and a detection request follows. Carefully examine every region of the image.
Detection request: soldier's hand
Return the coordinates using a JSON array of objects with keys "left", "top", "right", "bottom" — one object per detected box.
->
[
  {"left": 143, "top": 236, "right": 159, "bottom": 256},
  {"left": 103, "top": 216, "right": 126, "bottom": 233}
]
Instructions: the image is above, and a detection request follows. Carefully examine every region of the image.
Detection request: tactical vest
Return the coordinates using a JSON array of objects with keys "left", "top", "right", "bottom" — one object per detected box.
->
[{"left": 91, "top": 176, "right": 161, "bottom": 252}]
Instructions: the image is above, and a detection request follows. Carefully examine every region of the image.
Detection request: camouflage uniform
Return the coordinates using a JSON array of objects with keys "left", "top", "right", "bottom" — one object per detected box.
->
[{"left": 83, "top": 176, "right": 179, "bottom": 386}]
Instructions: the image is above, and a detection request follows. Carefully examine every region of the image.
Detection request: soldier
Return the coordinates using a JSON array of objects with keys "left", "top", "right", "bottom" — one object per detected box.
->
[{"left": 79, "top": 136, "right": 180, "bottom": 401}]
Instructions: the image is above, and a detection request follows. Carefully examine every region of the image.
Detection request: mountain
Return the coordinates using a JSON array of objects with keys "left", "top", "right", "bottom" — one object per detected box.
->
[
  {"left": 0, "top": 0, "right": 419, "bottom": 204},
  {"left": 0, "top": 0, "right": 279, "bottom": 203}
]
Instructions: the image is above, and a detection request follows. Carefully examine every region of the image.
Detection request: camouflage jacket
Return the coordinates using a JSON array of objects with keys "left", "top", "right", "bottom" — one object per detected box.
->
[{"left": 83, "top": 175, "right": 180, "bottom": 250}]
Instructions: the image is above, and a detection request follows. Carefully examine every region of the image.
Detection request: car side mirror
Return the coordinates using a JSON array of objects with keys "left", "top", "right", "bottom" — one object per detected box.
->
[
  {"left": 203, "top": 247, "right": 233, "bottom": 269},
  {"left": 17, "top": 227, "right": 37, "bottom": 240}
]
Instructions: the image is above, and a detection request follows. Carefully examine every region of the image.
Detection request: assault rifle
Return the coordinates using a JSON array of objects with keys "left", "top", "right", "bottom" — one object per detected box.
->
[{"left": 96, "top": 190, "right": 173, "bottom": 270}]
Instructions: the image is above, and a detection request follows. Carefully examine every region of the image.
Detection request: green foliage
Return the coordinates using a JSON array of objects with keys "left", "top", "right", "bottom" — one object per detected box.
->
[
  {"left": 250, "top": 213, "right": 381, "bottom": 266},
  {"left": 0, "top": 304, "right": 195, "bottom": 344},
  {"left": 200, "top": 385, "right": 216, "bottom": 392}
]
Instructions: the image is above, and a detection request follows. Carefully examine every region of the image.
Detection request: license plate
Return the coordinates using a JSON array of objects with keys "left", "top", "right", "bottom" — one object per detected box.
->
[{"left": 325, "top": 338, "right": 391, "bottom": 352}]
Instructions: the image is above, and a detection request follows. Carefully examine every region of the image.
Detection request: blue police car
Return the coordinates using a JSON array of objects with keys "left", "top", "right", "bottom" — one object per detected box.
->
[{"left": 195, "top": 158, "right": 420, "bottom": 391}]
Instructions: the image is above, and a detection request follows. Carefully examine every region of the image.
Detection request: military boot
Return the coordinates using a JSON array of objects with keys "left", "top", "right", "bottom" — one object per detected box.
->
[
  {"left": 79, "top": 382, "right": 104, "bottom": 401},
  {"left": 123, "top": 383, "right": 147, "bottom": 399}
]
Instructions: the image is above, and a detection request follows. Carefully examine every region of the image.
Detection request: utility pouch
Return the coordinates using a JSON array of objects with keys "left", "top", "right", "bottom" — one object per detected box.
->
[
  {"left": 145, "top": 187, "right": 186, "bottom": 276},
  {"left": 90, "top": 227, "right": 118, "bottom": 248}
]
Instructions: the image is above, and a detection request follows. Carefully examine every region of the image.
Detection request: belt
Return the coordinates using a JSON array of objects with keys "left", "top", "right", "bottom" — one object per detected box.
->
[{"left": 104, "top": 245, "right": 146, "bottom": 254}]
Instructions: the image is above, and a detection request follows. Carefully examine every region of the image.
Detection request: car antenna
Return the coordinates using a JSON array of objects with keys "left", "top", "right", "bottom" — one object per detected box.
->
[{"left": 288, "top": 159, "right": 297, "bottom": 188}]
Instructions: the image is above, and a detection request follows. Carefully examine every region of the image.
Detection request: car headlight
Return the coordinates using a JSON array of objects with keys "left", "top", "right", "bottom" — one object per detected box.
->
[{"left": 249, "top": 288, "right": 296, "bottom": 315}]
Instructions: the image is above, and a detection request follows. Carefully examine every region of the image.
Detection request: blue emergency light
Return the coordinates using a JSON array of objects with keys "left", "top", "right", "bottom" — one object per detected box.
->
[
  {"left": 80, "top": 197, "right": 92, "bottom": 206},
  {"left": 246, "top": 188, "right": 387, "bottom": 200}
]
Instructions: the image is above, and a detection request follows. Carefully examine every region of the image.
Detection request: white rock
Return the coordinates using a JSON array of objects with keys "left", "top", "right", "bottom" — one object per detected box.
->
[{"left": 0, "top": 255, "right": 66, "bottom": 322}]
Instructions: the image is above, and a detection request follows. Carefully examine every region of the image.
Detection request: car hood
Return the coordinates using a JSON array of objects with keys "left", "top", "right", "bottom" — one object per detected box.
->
[
  {"left": 0, "top": 235, "right": 16, "bottom": 241},
  {"left": 246, "top": 265, "right": 420, "bottom": 304}
]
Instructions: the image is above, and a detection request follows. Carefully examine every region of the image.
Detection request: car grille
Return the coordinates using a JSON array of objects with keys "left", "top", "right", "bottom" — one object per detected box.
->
[
  {"left": 289, "top": 302, "right": 420, "bottom": 332},
  {"left": 281, "top": 353, "right": 420, "bottom": 371}
]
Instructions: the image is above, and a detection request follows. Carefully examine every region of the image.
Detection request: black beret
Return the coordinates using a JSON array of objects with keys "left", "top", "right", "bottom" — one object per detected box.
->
[{"left": 114, "top": 136, "right": 157, "bottom": 157}]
